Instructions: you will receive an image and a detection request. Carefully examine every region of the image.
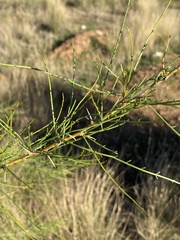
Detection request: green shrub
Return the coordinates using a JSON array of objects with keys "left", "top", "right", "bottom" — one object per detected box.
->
[{"left": 0, "top": 0, "right": 179, "bottom": 239}]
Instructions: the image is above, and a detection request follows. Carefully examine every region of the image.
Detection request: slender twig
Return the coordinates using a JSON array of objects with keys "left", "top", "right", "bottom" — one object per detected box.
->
[{"left": 134, "top": 0, "right": 173, "bottom": 71}]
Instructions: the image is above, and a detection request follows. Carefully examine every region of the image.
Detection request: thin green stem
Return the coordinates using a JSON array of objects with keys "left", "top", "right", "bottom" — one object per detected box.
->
[
  {"left": 134, "top": 0, "right": 173, "bottom": 71},
  {"left": 0, "top": 62, "right": 111, "bottom": 95}
]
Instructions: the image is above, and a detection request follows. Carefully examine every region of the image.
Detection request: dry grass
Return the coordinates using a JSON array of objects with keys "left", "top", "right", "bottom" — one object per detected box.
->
[
  {"left": 0, "top": 165, "right": 127, "bottom": 240},
  {"left": 134, "top": 177, "right": 180, "bottom": 240},
  {"left": 0, "top": 160, "right": 179, "bottom": 239},
  {"left": 109, "top": 0, "right": 179, "bottom": 65},
  {"left": 0, "top": 0, "right": 179, "bottom": 65}
]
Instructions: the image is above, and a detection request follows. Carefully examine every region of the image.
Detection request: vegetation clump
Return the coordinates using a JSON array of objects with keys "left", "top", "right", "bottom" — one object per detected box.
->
[{"left": 0, "top": 0, "right": 179, "bottom": 239}]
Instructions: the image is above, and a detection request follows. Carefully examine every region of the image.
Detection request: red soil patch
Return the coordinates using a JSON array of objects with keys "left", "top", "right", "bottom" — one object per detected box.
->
[{"left": 51, "top": 29, "right": 107, "bottom": 60}]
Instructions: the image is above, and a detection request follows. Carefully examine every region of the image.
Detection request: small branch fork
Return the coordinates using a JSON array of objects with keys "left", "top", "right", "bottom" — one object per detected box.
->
[
  {"left": 0, "top": 103, "right": 121, "bottom": 170},
  {"left": 0, "top": 130, "right": 85, "bottom": 170},
  {"left": 0, "top": 101, "right": 127, "bottom": 170}
]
